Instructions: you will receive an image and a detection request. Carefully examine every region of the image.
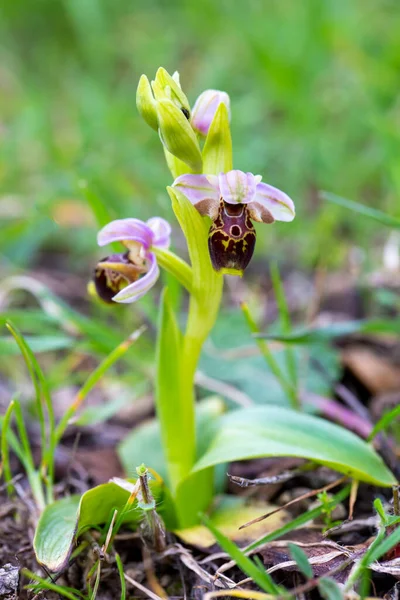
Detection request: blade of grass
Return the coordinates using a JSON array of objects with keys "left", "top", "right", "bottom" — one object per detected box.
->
[
  {"left": 5, "top": 321, "right": 56, "bottom": 503},
  {"left": 270, "top": 262, "right": 298, "bottom": 391},
  {"left": 241, "top": 302, "right": 299, "bottom": 409},
  {"left": 55, "top": 326, "right": 146, "bottom": 442},
  {"left": 367, "top": 524, "right": 400, "bottom": 563},
  {"left": 13, "top": 400, "right": 46, "bottom": 510},
  {"left": 368, "top": 404, "right": 400, "bottom": 441},
  {"left": 23, "top": 569, "right": 83, "bottom": 600},
  {"left": 89, "top": 561, "right": 101, "bottom": 600},
  {"left": 202, "top": 514, "right": 281, "bottom": 594},
  {"left": 288, "top": 542, "right": 313, "bottom": 579},
  {"left": 0, "top": 400, "right": 15, "bottom": 495},
  {"left": 321, "top": 191, "right": 400, "bottom": 229},
  {"left": 115, "top": 553, "right": 126, "bottom": 600},
  {"left": 344, "top": 526, "right": 386, "bottom": 591},
  {"left": 5, "top": 322, "right": 46, "bottom": 464}
]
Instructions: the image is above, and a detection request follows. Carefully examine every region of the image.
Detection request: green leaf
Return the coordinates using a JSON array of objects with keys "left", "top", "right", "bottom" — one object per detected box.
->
[
  {"left": 288, "top": 542, "right": 313, "bottom": 579},
  {"left": 318, "top": 577, "right": 344, "bottom": 600},
  {"left": 193, "top": 406, "right": 396, "bottom": 487},
  {"left": 322, "top": 191, "right": 400, "bottom": 229},
  {"left": 118, "top": 396, "right": 225, "bottom": 495},
  {"left": 34, "top": 495, "right": 80, "bottom": 572},
  {"left": 200, "top": 309, "right": 340, "bottom": 405},
  {"left": 0, "top": 334, "right": 73, "bottom": 355},
  {"left": 34, "top": 479, "right": 169, "bottom": 571},
  {"left": 202, "top": 102, "right": 232, "bottom": 173},
  {"left": 258, "top": 317, "right": 400, "bottom": 344},
  {"left": 202, "top": 514, "right": 281, "bottom": 594}
]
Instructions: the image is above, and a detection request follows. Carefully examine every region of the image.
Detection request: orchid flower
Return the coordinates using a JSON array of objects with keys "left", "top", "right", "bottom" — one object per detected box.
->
[
  {"left": 173, "top": 169, "right": 295, "bottom": 275},
  {"left": 93, "top": 217, "right": 171, "bottom": 303}
]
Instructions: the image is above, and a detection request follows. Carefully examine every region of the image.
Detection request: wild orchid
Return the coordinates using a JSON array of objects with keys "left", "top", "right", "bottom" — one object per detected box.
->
[
  {"left": 21, "top": 67, "right": 396, "bottom": 580},
  {"left": 91, "top": 68, "right": 297, "bottom": 525},
  {"left": 86, "top": 68, "right": 395, "bottom": 533}
]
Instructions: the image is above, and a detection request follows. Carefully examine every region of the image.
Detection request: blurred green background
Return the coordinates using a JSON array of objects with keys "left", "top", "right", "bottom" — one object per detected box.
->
[{"left": 1, "top": 0, "right": 399, "bottom": 277}]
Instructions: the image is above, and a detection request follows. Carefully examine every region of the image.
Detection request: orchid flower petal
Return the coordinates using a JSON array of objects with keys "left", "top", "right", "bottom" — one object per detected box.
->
[
  {"left": 112, "top": 253, "right": 159, "bottom": 303},
  {"left": 147, "top": 217, "right": 171, "bottom": 249},
  {"left": 191, "top": 89, "right": 231, "bottom": 136},
  {"left": 173, "top": 173, "right": 220, "bottom": 219},
  {"left": 97, "top": 219, "right": 153, "bottom": 249},
  {"left": 248, "top": 182, "right": 296, "bottom": 223},
  {"left": 218, "top": 170, "right": 257, "bottom": 205}
]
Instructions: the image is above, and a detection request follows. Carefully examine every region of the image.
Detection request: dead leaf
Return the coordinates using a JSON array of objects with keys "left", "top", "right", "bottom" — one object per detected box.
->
[
  {"left": 342, "top": 346, "right": 400, "bottom": 394},
  {"left": 175, "top": 497, "right": 288, "bottom": 548}
]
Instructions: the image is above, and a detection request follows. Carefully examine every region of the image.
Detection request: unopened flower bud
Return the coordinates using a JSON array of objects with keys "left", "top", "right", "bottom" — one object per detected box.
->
[
  {"left": 191, "top": 89, "right": 231, "bottom": 136},
  {"left": 152, "top": 67, "right": 191, "bottom": 117},
  {"left": 156, "top": 99, "right": 202, "bottom": 172},
  {"left": 136, "top": 75, "right": 159, "bottom": 131}
]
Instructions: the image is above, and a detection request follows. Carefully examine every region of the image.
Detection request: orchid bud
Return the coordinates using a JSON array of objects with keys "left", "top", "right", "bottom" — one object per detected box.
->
[
  {"left": 136, "top": 75, "right": 159, "bottom": 131},
  {"left": 191, "top": 89, "right": 231, "bottom": 136},
  {"left": 152, "top": 67, "right": 191, "bottom": 117},
  {"left": 156, "top": 99, "right": 202, "bottom": 172}
]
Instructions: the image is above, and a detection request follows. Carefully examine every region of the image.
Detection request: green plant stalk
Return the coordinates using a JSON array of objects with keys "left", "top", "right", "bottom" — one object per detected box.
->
[
  {"left": 0, "top": 400, "right": 15, "bottom": 496},
  {"left": 13, "top": 400, "right": 46, "bottom": 511},
  {"left": 165, "top": 190, "right": 224, "bottom": 526}
]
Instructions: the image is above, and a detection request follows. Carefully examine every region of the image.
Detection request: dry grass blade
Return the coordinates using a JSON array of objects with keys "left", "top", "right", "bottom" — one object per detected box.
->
[
  {"left": 349, "top": 480, "right": 359, "bottom": 521},
  {"left": 204, "top": 592, "right": 274, "bottom": 600},
  {"left": 239, "top": 477, "right": 347, "bottom": 529},
  {"left": 124, "top": 573, "right": 164, "bottom": 600}
]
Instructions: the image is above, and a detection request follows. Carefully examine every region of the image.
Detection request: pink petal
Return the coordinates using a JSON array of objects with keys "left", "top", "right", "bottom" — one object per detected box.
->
[
  {"left": 218, "top": 170, "right": 257, "bottom": 205},
  {"left": 172, "top": 174, "right": 220, "bottom": 218},
  {"left": 248, "top": 182, "right": 296, "bottom": 223},
  {"left": 147, "top": 217, "right": 171, "bottom": 249},
  {"left": 112, "top": 253, "right": 159, "bottom": 303},
  {"left": 98, "top": 219, "right": 153, "bottom": 249},
  {"left": 191, "top": 89, "right": 231, "bottom": 136}
]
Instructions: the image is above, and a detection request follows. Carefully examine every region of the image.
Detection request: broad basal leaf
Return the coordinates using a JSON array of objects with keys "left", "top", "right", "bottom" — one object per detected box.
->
[
  {"left": 34, "top": 479, "right": 168, "bottom": 571},
  {"left": 33, "top": 495, "right": 80, "bottom": 572},
  {"left": 193, "top": 406, "right": 396, "bottom": 487}
]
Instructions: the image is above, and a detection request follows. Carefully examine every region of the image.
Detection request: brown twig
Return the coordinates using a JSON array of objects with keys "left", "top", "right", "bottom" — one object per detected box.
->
[{"left": 239, "top": 476, "right": 347, "bottom": 530}]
